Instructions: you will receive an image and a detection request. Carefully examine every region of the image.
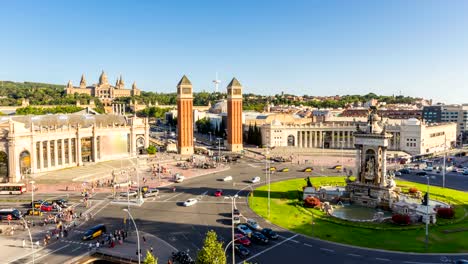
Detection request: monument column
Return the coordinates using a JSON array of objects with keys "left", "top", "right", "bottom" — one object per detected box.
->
[
  {"left": 227, "top": 78, "right": 243, "bottom": 152},
  {"left": 381, "top": 147, "right": 387, "bottom": 187},
  {"left": 355, "top": 144, "right": 361, "bottom": 180},
  {"left": 177, "top": 75, "right": 194, "bottom": 155}
]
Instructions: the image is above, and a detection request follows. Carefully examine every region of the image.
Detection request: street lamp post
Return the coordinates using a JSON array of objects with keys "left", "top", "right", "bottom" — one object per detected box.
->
[
  {"left": 224, "top": 195, "right": 238, "bottom": 264},
  {"left": 442, "top": 134, "right": 447, "bottom": 188},
  {"left": 424, "top": 175, "right": 435, "bottom": 251},
  {"left": 264, "top": 146, "right": 271, "bottom": 218},
  {"left": 216, "top": 138, "right": 222, "bottom": 163},
  {"left": 20, "top": 216, "right": 34, "bottom": 264},
  {"left": 123, "top": 209, "right": 140, "bottom": 264},
  {"left": 30, "top": 181, "right": 35, "bottom": 218}
]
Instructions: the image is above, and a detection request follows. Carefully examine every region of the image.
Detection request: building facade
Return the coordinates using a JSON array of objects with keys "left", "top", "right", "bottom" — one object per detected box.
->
[
  {"left": 0, "top": 113, "right": 149, "bottom": 183},
  {"left": 227, "top": 78, "right": 243, "bottom": 152},
  {"left": 422, "top": 105, "right": 442, "bottom": 123},
  {"left": 65, "top": 71, "right": 141, "bottom": 106},
  {"left": 177, "top": 75, "right": 194, "bottom": 155},
  {"left": 258, "top": 115, "right": 456, "bottom": 156}
]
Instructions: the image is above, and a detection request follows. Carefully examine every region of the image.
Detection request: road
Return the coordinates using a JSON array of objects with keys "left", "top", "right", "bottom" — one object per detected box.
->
[
  {"left": 4, "top": 157, "right": 468, "bottom": 264},
  {"left": 397, "top": 169, "right": 468, "bottom": 191}
]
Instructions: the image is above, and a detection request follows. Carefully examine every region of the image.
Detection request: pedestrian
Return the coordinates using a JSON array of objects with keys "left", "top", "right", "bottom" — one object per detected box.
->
[
  {"left": 89, "top": 243, "right": 93, "bottom": 251},
  {"left": 22, "top": 239, "right": 26, "bottom": 248},
  {"left": 150, "top": 246, "right": 153, "bottom": 254},
  {"left": 96, "top": 241, "right": 100, "bottom": 248},
  {"left": 143, "top": 236, "right": 146, "bottom": 243},
  {"left": 36, "top": 241, "right": 40, "bottom": 247}
]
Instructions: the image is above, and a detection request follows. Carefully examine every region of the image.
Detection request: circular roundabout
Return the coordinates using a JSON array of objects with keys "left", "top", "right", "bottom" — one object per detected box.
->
[{"left": 249, "top": 176, "right": 468, "bottom": 253}]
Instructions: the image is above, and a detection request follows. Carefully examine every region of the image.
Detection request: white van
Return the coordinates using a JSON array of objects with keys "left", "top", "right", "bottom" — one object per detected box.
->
[{"left": 175, "top": 174, "right": 185, "bottom": 183}]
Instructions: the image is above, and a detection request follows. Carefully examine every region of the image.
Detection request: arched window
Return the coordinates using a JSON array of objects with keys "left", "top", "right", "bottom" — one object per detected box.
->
[{"left": 19, "top": 151, "right": 31, "bottom": 176}]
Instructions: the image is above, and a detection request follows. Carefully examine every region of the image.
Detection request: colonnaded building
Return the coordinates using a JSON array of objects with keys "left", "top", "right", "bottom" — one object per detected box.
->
[
  {"left": 0, "top": 111, "right": 149, "bottom": 183},
  {"left": 247, "top": 113, "right": 457, "bottom": 156}
]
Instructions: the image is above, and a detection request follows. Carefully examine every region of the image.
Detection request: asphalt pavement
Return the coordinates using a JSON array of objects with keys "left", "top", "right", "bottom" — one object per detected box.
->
[{"left": 3, "top": 157, "right": 468, "bottom": 264}]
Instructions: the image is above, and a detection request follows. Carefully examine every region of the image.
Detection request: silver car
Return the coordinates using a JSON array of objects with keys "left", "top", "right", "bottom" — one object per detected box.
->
[{"left": 143, "top": 188, "right": 159, "bottom": 198}]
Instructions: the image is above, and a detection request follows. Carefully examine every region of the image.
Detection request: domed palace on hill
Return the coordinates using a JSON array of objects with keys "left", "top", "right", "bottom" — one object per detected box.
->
[{"left": 65, "top": 71, "right": 141, "bottom": 106}]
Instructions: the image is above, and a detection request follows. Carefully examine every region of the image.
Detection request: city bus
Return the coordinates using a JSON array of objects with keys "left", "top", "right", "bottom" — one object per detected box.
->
[{"left": 0, "top": 183, "right": 27, "bottom": 195}]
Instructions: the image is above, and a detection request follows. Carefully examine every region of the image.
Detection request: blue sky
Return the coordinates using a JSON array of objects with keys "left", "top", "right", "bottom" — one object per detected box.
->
[{"left": 1, "top": 0, "right": 467, "bottom": 103}]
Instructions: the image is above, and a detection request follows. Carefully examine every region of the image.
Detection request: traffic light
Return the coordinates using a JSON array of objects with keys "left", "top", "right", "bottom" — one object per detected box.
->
[{"left": 421, "top": 192, "right": 429, "bottom": 206}]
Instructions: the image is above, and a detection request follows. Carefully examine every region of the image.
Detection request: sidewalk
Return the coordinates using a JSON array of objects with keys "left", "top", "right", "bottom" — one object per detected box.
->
[
  {"left": 31, "top": 155, "right": 231, "bottom": 194},
  {"left": 94, "top": 231, "right": 176, "bottom": 263}
]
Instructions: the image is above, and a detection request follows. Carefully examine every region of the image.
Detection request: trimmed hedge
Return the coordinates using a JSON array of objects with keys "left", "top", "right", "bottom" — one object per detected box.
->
[
  {"left": 392, "top": 214, "right": 411, "bottom": 225},
  {"left": 437, "top": 207, "right": 455, "bottom": 219}
]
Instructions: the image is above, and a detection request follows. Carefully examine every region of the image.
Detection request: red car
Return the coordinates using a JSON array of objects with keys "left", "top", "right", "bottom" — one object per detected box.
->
[
  {"left": 214, "top": 190, "right": 223, "bottom": 197},
  {"left": 235, "top": 234, "right": 251, "bottom": 246},
  {"left": 40, "top": 204, "right": 53, "bottom": 212}
]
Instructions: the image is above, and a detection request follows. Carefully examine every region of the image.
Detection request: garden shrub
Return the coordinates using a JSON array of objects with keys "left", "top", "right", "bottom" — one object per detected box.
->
[
  {"left": 304, "top": 196, "right": 321, "bottom": 208},
  {"left": 437, "top": 207, "right": 455, "bottom": 219},
  {"left": 392, "top": 214, "right": 410, "bottom": 225}
]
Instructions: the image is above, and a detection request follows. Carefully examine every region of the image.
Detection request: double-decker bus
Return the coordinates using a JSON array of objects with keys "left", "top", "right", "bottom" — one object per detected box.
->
[{"left": 0, "top": 183, "right": 27, "bottom": 195}]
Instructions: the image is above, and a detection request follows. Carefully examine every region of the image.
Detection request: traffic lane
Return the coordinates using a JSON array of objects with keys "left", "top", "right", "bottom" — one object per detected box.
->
[{"left": 398, "top": 171, "right": 468, "bottom": 191}]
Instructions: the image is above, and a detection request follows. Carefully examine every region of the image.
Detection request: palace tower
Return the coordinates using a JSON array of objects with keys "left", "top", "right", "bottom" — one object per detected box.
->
[
  {"left": 227, "top": 78, "right": 243, "bottom": 152},
  {"left": 177, "top": 75, "right": 194, "bottom": 155}
]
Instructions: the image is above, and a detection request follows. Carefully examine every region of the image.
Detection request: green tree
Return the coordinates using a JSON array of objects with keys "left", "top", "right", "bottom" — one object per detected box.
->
[
  {"left": 143, "top": 250, "right": 158, "bottom": 264},
  {"left": 147, "top": 145, "right": 157, "bottom": 155},
  {"left": 196, "top": 230, "right": 226, "bottom": 264}
]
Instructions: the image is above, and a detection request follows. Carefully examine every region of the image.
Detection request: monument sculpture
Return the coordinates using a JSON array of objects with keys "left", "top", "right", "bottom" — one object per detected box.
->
[{"left": 345, "top": 106, "right": 399, "bottom": 209}]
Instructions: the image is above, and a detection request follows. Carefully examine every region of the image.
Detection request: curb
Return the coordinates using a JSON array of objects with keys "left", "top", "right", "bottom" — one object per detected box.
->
[{"left": 245, "top": 181, "right": 468, "bottom": 256}]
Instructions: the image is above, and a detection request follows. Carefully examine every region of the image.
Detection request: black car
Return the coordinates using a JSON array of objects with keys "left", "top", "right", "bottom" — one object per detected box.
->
[
  {"left": 82, "top": 224, "right": 106, "bottom": 240},
  {"left": 399, "top": 169, "right": 410, "bottom": 174},
  {"left": 53, "top": 199, "right": 68, "bottom": 208},
  {"left": 261, "top": 228, "right": 279, "bottom": 240},
  {"left": 235, "top": 245, "right": 250, "bottom": 257},
  {"left": 251, "top": 231, "right": 269, "bottom": 244},
  {"left": 416, "top": 171, "right": 427, "bottom": 176}
]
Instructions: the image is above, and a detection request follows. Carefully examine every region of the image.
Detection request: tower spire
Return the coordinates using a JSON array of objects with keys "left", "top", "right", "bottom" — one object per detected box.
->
[{"left": 80, "top": 73, "right": 86, "bottom": 88}]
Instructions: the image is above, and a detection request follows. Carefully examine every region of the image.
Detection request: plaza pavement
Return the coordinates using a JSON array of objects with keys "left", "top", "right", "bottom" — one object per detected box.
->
[{"left": 29, "top": 154, "right": 231, "bottom": 194}]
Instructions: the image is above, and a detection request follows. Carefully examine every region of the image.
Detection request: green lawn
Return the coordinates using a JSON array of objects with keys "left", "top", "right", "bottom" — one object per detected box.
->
[{"left": 249, "top": 176, "right": 468, "bottom": 253}]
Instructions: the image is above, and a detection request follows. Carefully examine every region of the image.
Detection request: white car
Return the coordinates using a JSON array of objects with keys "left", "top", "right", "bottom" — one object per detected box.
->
[
  {"left": 183, "top": 198, "right": 198, "bottom": 207},
  {"left": 143, "top": 188, "right": 159, "bottom": 198},
  {"left": 120, "top": 190, "right": 138, "bottom": 197},
  {"left": 246, "top": 218, "right": 262, "bottom": 230},
  {"left": 250, "top": 177, "right": 261, "bottom": 184},
  {"left": 223, "top": 176, "right": 233, "bottom": 181},
  {"left": 232, "top": 216, "right": 241, "bottom": 224},
  {"left": 175, "top": 175, "right": 185, "bottom": 183},
  {"left": 394, "top": 171, "right": 402, "bottom": 176}
]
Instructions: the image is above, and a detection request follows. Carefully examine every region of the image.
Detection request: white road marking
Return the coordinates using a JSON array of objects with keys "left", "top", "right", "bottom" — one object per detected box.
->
[
  {"left": 247, "top": 164, "right": 259, "bottom": 168},
  {"left": 163, "top": 192, "right": 183, "bottom": 201},
  {"left": 240, "top": 234, "right": 299, "bottom": 263},
  {"left": 320, "top": 247, "right": 335, "bottom": 252},
  {"left": 303, "top": 243, "right": 313, "bottom": 247},
  {"left": 347, "top": 253, "right": 362, "bottom": 257},
  {"left": 25, "top": 244, "right": 70, "bottom": 264},
  {"left": 375, "top": 257, "right": 391, "bottom": 262},
  {"left": 71, "top": 246, "right": 82, "bottom": 252},
  {"left": 403, "top": 261, "right": 440, "bottom": 264}
]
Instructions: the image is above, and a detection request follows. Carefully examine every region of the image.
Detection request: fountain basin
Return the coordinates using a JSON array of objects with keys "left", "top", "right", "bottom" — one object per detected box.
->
[{"left": 331, "top": 204, "right": 392, "bottom": 222}]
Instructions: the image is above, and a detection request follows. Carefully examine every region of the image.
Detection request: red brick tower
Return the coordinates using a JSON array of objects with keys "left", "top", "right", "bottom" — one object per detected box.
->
[
  {"left": 227, "top": 78, "right": 243, "bottom": 152},
  {"left": 177, "top": 75, "right": 194, "bottom": 155}
]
